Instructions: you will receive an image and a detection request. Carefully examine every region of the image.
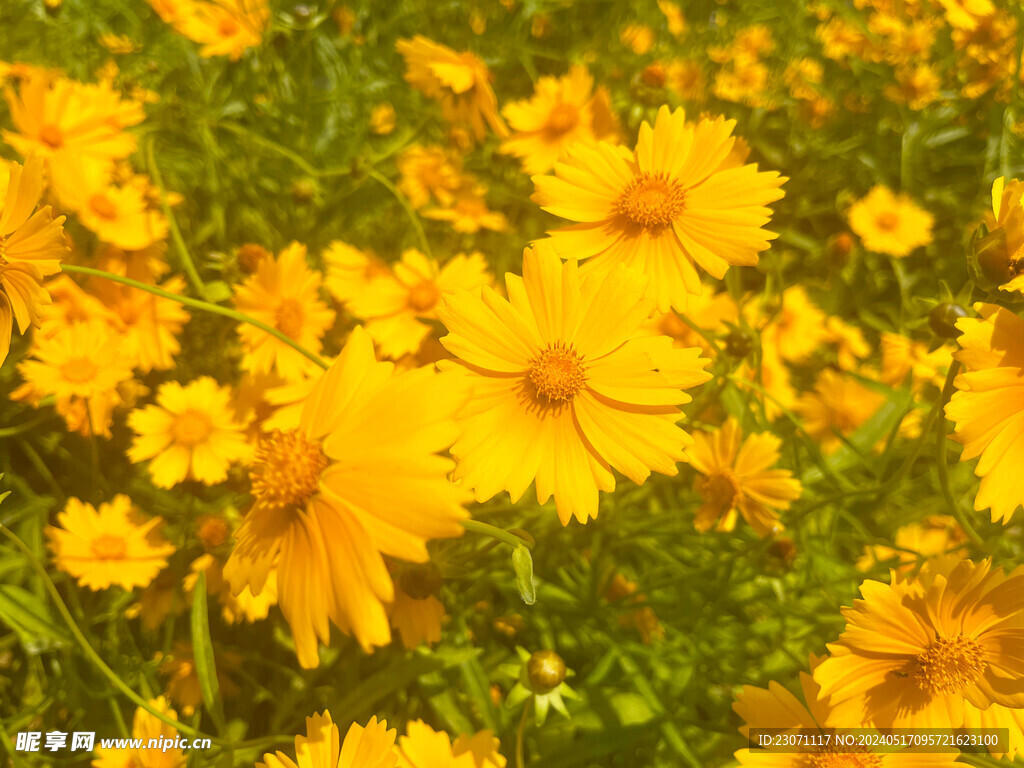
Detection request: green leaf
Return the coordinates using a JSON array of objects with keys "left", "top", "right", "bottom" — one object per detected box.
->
[
  {"left": 202, "top": 280, "right": 233, "bottom": 303},
  {"left": 190, "top": 571, "right": 225, "bottom": 731},
  {"left": 512, "top": 544, "right": 537, "bottom": 606},
  {"left": 0, "top": 584, "right": 68, "bottom": 651}
]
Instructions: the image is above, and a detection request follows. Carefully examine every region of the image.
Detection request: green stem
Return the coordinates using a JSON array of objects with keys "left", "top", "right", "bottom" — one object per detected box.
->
[
  {"left": 367, "top": 169, "right": 432, "bottom": 258},
  {"left": 0, "top": 411, "right": 54, "bottom": 439},
  {"left": 217, "top": 121, "right": 327, "bottom": 178},
  {"left": 0, "top": 525, "right": 222, "bottom": 745},
  {"left": 515, "top": 698, "right": 531, "bottom": 768},
  {"left": 935, "top": 361, "right": 985, "bottom": 549},
  {"left": 461, "top": 519, "right": 533, "bottom": 550},
  {"left": 676, "top": 313, "right": 722, "bottom": 356},
  {"left": 61, "top": 264, "right": 329, "bottom": 371},
  {"left": 144, "top": 138, "right": 207, "bottom": 297}
]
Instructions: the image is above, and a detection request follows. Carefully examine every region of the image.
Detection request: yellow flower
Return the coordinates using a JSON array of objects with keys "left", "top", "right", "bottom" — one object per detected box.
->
[
  {"left": 99, "top": 32, "right": 140, "bottom": 54},
  {"left": 223, "top": 327, "right": 470, "bottom": 667},
  {"left": 848, "top": 185, "right": 934, "bottom": 257},
  {"left": 258, "top": 712, "right": 398, "bottom": 768},
  {"left": 533, "top": 105, "right": 786, "bottom": 313},
  {"left": 795, "top": 369, "right": 885, "bottom": 453},
  {"left": 857, "top": 514, "right": 966, "bottom": 572},
  {"left": 641, "top": 285, "right": 737, "bottom": 357},
  {"left": 322, "top": 240, "right": 392, "bottom": 305},
  {"left": 687, "top": 418, "right": 802, "bottom": 536},
  {"left": 127, "top": 376, "right": 253, "bottom": 488},
  {"left": 754, "top": 286, "right": 829, "bottom": 364},
  {"left": 390, "top": 564, "right": 446, "bottom": 650},
  {"left": 186, "top": 554, "right": 277, "bottom": 624},
  {"left": 0, "top": 157, "right": 68, "bottom": 365},
  {"left": 824, "top": 315, "right": 870, "bottom": 370},
  {"left": 884, "top": 63, "right": 941, "bottom": 110},
  {"left": 437, "top": 242, "right": 710, "bottom": 525},
  {"left": 733, "top": 655, "right": 958, "bottom": 767},
  {"left": 3, "top": 70, "right": 144, "bottom": 162},
  {"left": 46, "top": 495, "right": 174, "bottom": 591},
  {"left": 396, "top": 720, "right": 505, "bottom": 768},
  {"left": 664, "top": 59, "right": 706, "bottom": 103},
  {"left": 397, "top": 145, "right": 465, "bottom": 209},
  {"left": 343, "top": 249, "right": 491, "bottom": 359},
  {"left": 396, "top": 36, "right": 508, "bottom": 143},
  {"left": 737, "top": 343, "right": 797, "bottom": 422},
  {"left": 937, "top": 0, "right": 995, "bottom": 30},
  {"left": 51, "top": 156, "right": 168, "bottom": 250},
  {"left": 500, "top": 66, "right": 612, "bottom": 175},
  {"left": 233, "top": 242, "right": 337, "bottom": 382},
  {"left": 880, "top": 331, "right": 950, "bottom": 392},
  {"left": 619, "top": 24, "right": 654, "bottom": 55},
  {"left": 783, "top": 57, "right": 823, "bottom": 101},
  {"left": 92, "top": 697, "right": 185, "bottom": 768},
  {"left": 814, "top": 557, "right": 1024, "bottom": 729},
  {"left": 976, "top": 176, "right": 1024, "bottom": 293},
  {"left": 168, "top": 0, "right": 269, "bottom": 60},
  {"left": 370, "top": 102, "right": 397, "bottom": 135},
  {"left": 17, "top": 320, "right": 132, "bottom": 437},
  {"left": 423, "top": 188, "right": 509, "bottom": 234},
  {"left": 658, "top": 0, "right": 686, "bottom": 37},
  {"left": 944, "top": 303, "right": 1024, "bottom": 524}
]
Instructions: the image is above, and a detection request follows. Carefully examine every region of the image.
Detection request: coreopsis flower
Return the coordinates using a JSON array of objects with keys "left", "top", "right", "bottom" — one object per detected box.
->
[
  {"left": 127, "top": 376, "right": 253, "bottom": 488},
  {"left": 884, "top": 64, "right": 941, "bottom": 110},
  {"left": 658, "top": 0, "right": 686, "bottom": 37},
  {"left": 733, "top": 656, "right": 958, "bottom": 767},
  {"left": 500, "top": 66, "right": 614, "bottom": 175},
  {"left": 186, "top": 554, "right": 277, "bottom": 624},
  {"left": 322, "top": 240, "right": 392, "bottom": 305},
  {"left": 396, "top": 36, "right": 508, "bottom": 143},
  {"left": 423, "top": 188, "right": 509, "bottom": 234},
  {"left": 396, "top": 720, "right": 505, "bottom": 768},
  {"left": 848, "top": 185, "right": 934, "bottom": 257},
  {"left": 98, "top": 32, "right": 139, "bottom": 54},
  {"left": 814, "top": 557, "right": 1024, "bottom": 728},
  {"left": 343, "top": 249, "right": 491, "bottom": 359},
  {"left": 3, "top": 70, "right": 144, "bottom": 162},
  {"left": 437, "top": 242, "right": 710, "bottom": 525},
  {"left": 937, "top": 0, "right": 995, "bottom": 30},
  {"left": 737, "top": 344, "right": 797, "bottom": 421},
  {"left": 796, "top": 369, "right": 885, "bottom": 453},
  {"left": 37, "top": 274, "right": 117, "bottom": 336},
  {"left": 824, "top": 315, "right": 870, "bottom": 370},
  {"left": 396, "top": 146, "right": 465, "bottom": 209},
  {"left": 880, "top": 332, "right": 950, "bottom": 391},
  {"left": 975, "top": 176, "right": 1024, "bottom": 293},
  {"left": 17, "top": 320, "right": 132, "bottom": 437},
  {"left": 753, "top": 286, "right": 829, "bottom": 364},
  {"left": 619, "top": 24, "right": 654, "bottom": 55},
  {"left": 164, "top": 0, "right": 269, "bottom": 60},
  {"left": 390, "top": 563, "right": 446, "bottom": 650},
  {"left": 51, "top": 157, "right": 168, "bottom": 250},
  {"left": 92, "top": 697, "right": 184, "bottom": 768},
  {"left": 258, "top": 712, "right": 398, "bottom": 768},
  {"left": 233, "top": 242, "right": 336, "bottom": 382},
  {"left": 857, "top": 515, "right": 965, "bottom": 572},
  {"left": 783, "top": 57, "right": 823, "bottom": 101},
  {"left": 686, "top": 418, "right": 802, "bottom": 536},
  {"left": 664, "top": 59, "right": 706, "bottom": 102},
  {"left": 46, "top": 496, "right": 174, "bottom": 591},
  {"left": 944, "top": 303, "right": 1024, "bottom": 524},
  {"left": 533, "top": 105, "right": 786, "bottom": 313},
  {"left": 370, "top": 103, "right": 396, "bottom": 135},
  {"left": 640, "top": 285, "right": 737, "bottom": 357},
  {"left": 0, "top": 157, "right": 68, "bottom": 365},
  {"left": 223, "top": 327, "right": 470, "bottom": 667}
]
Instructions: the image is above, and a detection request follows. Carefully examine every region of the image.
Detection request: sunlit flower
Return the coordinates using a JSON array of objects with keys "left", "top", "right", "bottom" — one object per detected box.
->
[
  {"left": 224, "top": 327, "right": 469, "bottom": 667},
  {"left": 824, "top": 315, "right": 870, "bottom": 370},
  {"left": 396, "top": 720, "right": 506, "bottom": 768},
  {"left": 47, "top": 496, "right": 174, "bottom": 591},
  {"left": 397, "top": 146, "right": 465, "bottom": 210},
  {"left": 754, "top": 286, "right": 829, "bottom": 364},
  {"left": 848, "top": 185, "right": 934, "bottom": 257},
  {"left": 258, "top": 712, "right": 398, "bottom": 768},
  {"left": 92, "top": 698, "right": 185, "bottom": 767},
  {"left": 396, "top": 36, "right": 508, "bottom": 142},
  {"left": 658, "top": 0, "right": 686, "bottom": 37},
  {"left": 687, "top": 417, "right": 802, "bottom": 536},
  {"left": 814, "top": 557, "right": 1024, "bottom": 728},
  {"left": 619, "top": 24, "right": 654, "bottom": 55},
  {"left": 0, "top": 157, "right": 68, "bottom": 365},
  {"left": 533, "top": 105, "right": 786, "bottom": 313},
  {"left": 167, "top": 0, "right": 269, "bottom": 60},
  {"left": 186, "top": 554, "right": 277, "bottom": 624},
  {"left": 233, "top": 242, "right": 336, "bottom": 382},
  {"left": 370, "top": 102, "right": 396, "bottom": 135},
  {"left": 884, "top": 64, "right": 941, "bottom": 110},
  {"left": 664, "top": 59, "right": 706, "bottom": 103},
  {"left": 937, "top": 0, "right": 995, "bottom": 30},
  {"left": 99, "top": 33, "right": 140, "bottom": 54},
  {"left": 857, "top": 515, "right": 965, "bottom": 572},
  {"left": 880, "top": 332, "right": 950, "bottom": 392},
  {"left": 641, "top": 285, "right": 737, "bottom": 357},
  {"left": 127, "top": 376, "right": 253, "bottom": 488},
  {"left": 795, "top": 369, "right": 885, "bottom": 453},
  {"left": 438, "top": 242, "right": 710, "bottom": 525},
  {"left": 975, "top": 176, "right": 1024, "bottom": 293},
  {"left": 390, "top": 563, "right": 446, "bottom": 650},
  {"left": 343, "top": 249, "right": 491, "bottom": 359},
  {"left": 945, "top": 303, "right": 1024, "bottom": 524},
  {"left": 3, "top": 70, "right": 144, "bottom": 162},
  {"left": 423, "top": 187, "right": 509, "bottom": 234}
]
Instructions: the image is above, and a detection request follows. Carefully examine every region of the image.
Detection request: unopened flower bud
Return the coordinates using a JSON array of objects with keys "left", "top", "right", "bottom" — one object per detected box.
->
[{"left": 527, "top": 650, "right": 566, "bottom": 693}]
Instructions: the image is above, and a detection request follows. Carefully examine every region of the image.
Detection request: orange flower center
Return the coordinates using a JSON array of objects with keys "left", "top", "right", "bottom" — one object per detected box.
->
[
  {"left": 545, "top": 103, "right": 579, "bottom": 137},
  {"left": 914, "top": 634, "right": 986, "bottom": 694},
  {"left": 60, "top": 357, "right": 98, "bottom": 384},
  {"left": 172, "top": 409, "right": 214, "bottom": 447},
  {"left": 218, "top": 16, "right": 240, "bottom": 36},
  {"left": 875, "top": 211, "right": 900, "bottom": 232},
  {"left": 804, "top": 752, "right": 882, "bottom": 768},
  {"left": 250, "top": 429, "right": 328, "bottom": 509},
  {"left": 274, "top": 299, "right": 305, "bottom": 339},
  {"left": 616, "top": 172, "right": 687, "bottom": 232},
  {"left": 698, "top": 472, "right": 740, "bottom": 512},
  {"left": 89, "top": 193, "right": 118, "bottom": 221},
  {"left": 407, "top": 281, "right": 441, "bottom": 313},
  {"left": 39, "top": 124, "right": 64, "bottom": 148},
  {"left": 528, "top": 343, "right": 586, "bottom": 403},
  {"left": 90, "top": 534, "right": 127, "bottom": 560}
]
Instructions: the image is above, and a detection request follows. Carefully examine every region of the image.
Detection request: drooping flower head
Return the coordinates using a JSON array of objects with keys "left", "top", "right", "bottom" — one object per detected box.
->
[
  {"left": 224, "top": 327, "right": 470, "bottom": 667},
  {"left": 437, "top": 242, "right": 710, "bottom": 524},
  {"left": 975, "top": 176, "right": 1024, "bottom": 293},
  {"left": 533, "top": 105, "right": 786, "bottom": 312}
]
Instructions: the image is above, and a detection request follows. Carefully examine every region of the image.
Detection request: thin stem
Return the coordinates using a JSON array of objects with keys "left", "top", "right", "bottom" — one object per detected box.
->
[
  {"left": 367, "top": 169, "right": 432, "bottom": 258},
  {"left": 676, "top": 313, "right": 722, "bottom": 356},
  {"left": 461, "top": 519, "right": 533, "bottom": 550},
  {"left": 61, "top": 264, "right": 329, "bottom": 371},
  {"left": 0, "top": 524, "right": 221, "bottom": 745},
  {"left": 144, "top": 138, "right": 207, "bottom": 297},
  {"left": 0, "top": 411, "right": 54, "bottom": 439},
  {"left": 515, "top": 698, "right": 531, "bottom": 768},
  {"left": 935, "top": 361, "right": 984, "bottom": 549}
]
